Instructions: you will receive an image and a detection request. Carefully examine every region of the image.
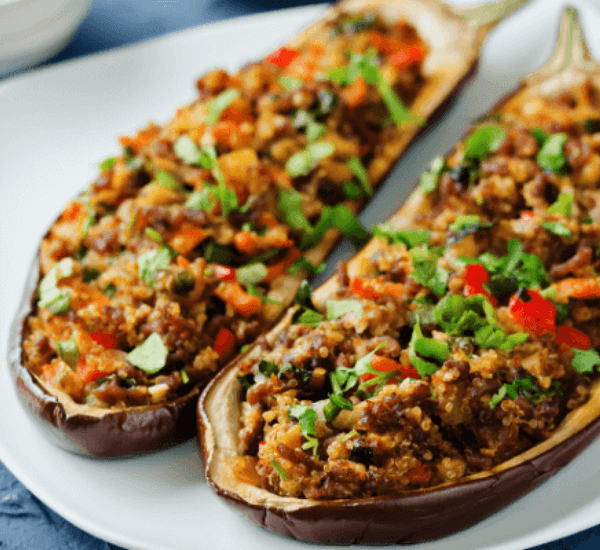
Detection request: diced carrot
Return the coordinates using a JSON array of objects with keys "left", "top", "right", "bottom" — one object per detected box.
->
[
  {"left": 212, "top": 120, "right": 239, "bottom": 146},
  {"left": 383, "top": 282, "right": 404, "bottom": 297},
  {"left": 341, "top": 77, "right": 368, "bottom": 108},
  {"left": 553, "top": 278, "right": 600, "bottom": 300},
  {"left": 370, "top": 32, "right": 403, "bottom": 55},
  {"left": 62, "top": 202, "right": 84, "bottom": 222},
  {"left": 264, "top": 247, "right": 303, "bottom": 283},
  {"left": 168, "top": 224, "right": 208, "bottom": 257},
  {"left": 406, "top": 464, "right": 432, "bottom": 485},
  {"left": 176, "top": 255, "right": 191, "bottom": 268},
  {"left": 234, "top": 231, "right": 259, "bottom": 255},
  {"left": 214, "top": 281, "right": 263, "bottom": 317},
  {"left": 214, "top": 327, "right": 236, "bottom": 357}
]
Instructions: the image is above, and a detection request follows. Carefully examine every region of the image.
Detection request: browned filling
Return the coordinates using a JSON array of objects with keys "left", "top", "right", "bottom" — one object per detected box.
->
[
  {"left": 234, "top": 81, "right": 600, "bottom": 499},
  {"left": 21, "top": 11, "right": 428, "bottom": 408}
]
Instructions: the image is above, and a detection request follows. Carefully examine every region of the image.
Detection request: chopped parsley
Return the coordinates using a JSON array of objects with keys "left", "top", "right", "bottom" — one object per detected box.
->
[
  {"left": 489, "top": 377, "right": 562, "bottom": 409},
  {"left": 285, "top": 141, "right": 335, "bottom": 178},
  {"left": 289, "top": 258, "right": 326, "bottom": 277},
  {"left": 547, "top": 193, "right": 574, "bottom": 216},
  {"left": 372, "top": 223, "right": 431, "bottom": 249},
  {"left": 541, "top": 221, "right": 571, "bottom": 241},
  {"left": 326, "top": 299, "right": 363, "bottom": 320},
  {"left": 408, "top": 322, "right": 449, "bottom": 378},
  {"left": 137, "top": 246, "right": 175, "bottom": 286},
  {"left": 537, "top": 133, "right": 568, "bottom": 173},
  {"left": 346, "top": 156, "right": 372, "bottom": 196},
  {"left": 99, "top": 157, "right": 116, "bottom": 171},
  {"left": 421, "top": 156, "right": 445, "bottom": 194},
  {"left": 204, "top": 88, "right": 240, "bottom": 126},
  {"left": 571, "top": 348, "right": 600, "bottom": 374},
  {"left": 409, "top": 245, "right": 449, "bottom": 295},
  {"left": 288, "top": 403, "right": 319, "bottom": 455},
  {"left": 463, "top": 125, "right": 505, "bottom": 160},
  {"left": 278, "top": 75, "right": 304, "bottom": 91},
  {"left": 270, "top": 459, "right": 289, "bottom": 480},
  {"left": 154, "top": 170, "right": 181, "bottom": 190}
]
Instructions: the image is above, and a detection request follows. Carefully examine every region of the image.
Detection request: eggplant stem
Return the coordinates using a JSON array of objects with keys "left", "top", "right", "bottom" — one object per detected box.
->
[
  {"left": 448, "top": 0, "right": 530, "bottom": 29},
  {"left": 535, "top": 7, "right": 596, "bottom": 78}
]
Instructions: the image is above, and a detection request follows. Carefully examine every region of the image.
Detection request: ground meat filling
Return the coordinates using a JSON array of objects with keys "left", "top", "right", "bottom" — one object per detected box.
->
[
  {"left": 21, "top": 11, "right": 428, "bottom": 408},
  {"left": 235, "top": 82, "right": 600, "bottom": 499}
]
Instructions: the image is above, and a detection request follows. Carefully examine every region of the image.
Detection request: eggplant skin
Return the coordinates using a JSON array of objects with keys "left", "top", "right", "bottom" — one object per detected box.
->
[
  {"left": 8, "top": 254, "right": 207, "bottom": 458},
  {"left": 198, "top": 376, "right": 600, "bottom": 545}
]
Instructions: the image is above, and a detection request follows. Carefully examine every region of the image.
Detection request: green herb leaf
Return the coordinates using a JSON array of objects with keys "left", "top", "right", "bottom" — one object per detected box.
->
[
  {"left": 463, "top": 125, "right": 505, "bottom": 160},
  {"left": 571, "top": 348, "right": 600, "bottom": 373},
  {"left": 185, "top": 187, "right": 217, "bottom": 211},
  {"left": 408, "top": 323, "right": 441, "bottom": 378},
  {"left": 375, "top": 68, "right": 424, "bottom": 126},
  {"left": 236, "top": 263, "right": 268, "bottom": 286},
  {"left": 541, "top": 221, "right": 571, "bottom": 240},
  {"left": 295, "top": 309, "right": 325, "bottom": 328},
  {"left": 288, "top": 403, "right": 319, "bottom": 455},
  {"left": 346, "top": 156, "right": 372, "bottom": 196},
  {"left": 537, "top": 133, "right": 568, "bottom": 173},
  {"left": 547, "top": 193, "right": 574, "bottom": 216},
  {"left": 126, "top": 333, "right": 168, "bottom": 374},
  {"left": 410, "top": 246, "right": 448, "bottom": 295},
  {"left": 82, "top": 267, "right": 101, "bottom": 282},
  {"left": 277, "top": 189, "right": 312, "bottom": 231},
  {"left": 372, "top": 224, "right": 431, "bottom": 249},
  {"left": 531, "top": 127, "right": 549, "bottom": 146},
  {"left": 285, "top": 141, "right": 335, "bottom": 178},
  {"left": 204, "top": 88, "right": 240, "bottom": 126},
  {"left": 174, "top": 136, "right": 213, "bottom": 167},
  {"left": 278, "top": 76, "right": 304, "bottom": 91},
  {"left": 421, "top": 156, "right": 445, "bottom": 194},
  {"left": 289, "top": 258, "right": 326, "bottom": 276},
  {"left": 326, "top": 299, "right": 363, "bottom": 320},
  {"left": 144, "top": 227, "right": 163, "bottom": 243},
  {"left": 203, "top": 241, "right": 237, "bottom": 265},
  {"left": 343, "top": 180, "right": 363, "bottom": 200},
  {"left": 246, "top": 285, "right": 283, "bottom": 306},
  {"left": 137, "top": 246, "right": 174, "bottom": 286},
  {"left": 103, "top": 282, "right": 117, "bottom": 297},
  {"left": 258, "top": 360, "right": 279, "bottom": 378},
  {"left": 270, "top": 459, "right": 289, "bottom": 480},
  {"left": 449, "top": 215, "right": 481, "bottom": 233},
  {"left": 99, "top": 157, "right": 117, "bottom": 171}
]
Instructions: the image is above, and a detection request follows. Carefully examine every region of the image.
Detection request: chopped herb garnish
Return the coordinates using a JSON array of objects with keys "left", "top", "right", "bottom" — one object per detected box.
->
[
  {"left": 547, "top": 193, "right": 574, "bottom": 216},
  {"left": 285, "top": 141, "right": 335, "bottom": 178},
  {"left": 180, "top": 369, "right": 189, "bottom": 384},
  {"left": 295, "top": 309, "right": 325, "bottom": 328},
  {"left": 82, "top": 266, "right": 101, "bottom": 283},
  {"left": 99, "top": 157, "right": 116, "bottom": 171},
  {"left": 126, "top": 333, "right": 168, "bottom": 374},
  {"left": 277, "top": 189, "right": 312, "bottom": 232},
  {"left": 137, "top": 246, "right": 175, "bottom": 286},
  {"left": 57, "top": 339, "right": 79, "bottom": 369},
  {"left": 246, "top": 285, "right": 283, "bottom": 306},
  {"left": 408, "top": 323, "right": 448, "bottom": 378},
  {"left": 490, "top": 377, "right": 561, "bottom": 409},
  {"left": 537, "top": 133, "right": 568, "bottom": 173},
  {"left": 82, "top": 201, "right": 95, "bottom": 239},
  {"left": 154, "top": 169, "right": 181, "bottom": 190},
  {"left": 144, "top": 227, "right": 163, "bottom": 243},
  {"left": 582, "top": 217, "right": 593, "bottom": 224},
  {"left": 463, "top": 125, "right": 505, "bottom": 160},
  {"left": 235, "top": 263, "right": 268, "bottom": 287},
  {"left": 343, "top": 180, "right": 362, "bottom": 200},
  {"left": 531, "top": 127, "right": 549, "bottom": 146},
  {"left": 103, "top": 282, "right": 117, "bottom": 297},
  {"left": 449, "top": 215, "right": 481, "bottom": 233},
  {"left": 270, "top": 459, "right": 289, "bottom": 480},
  {"left": 278, "top": 75, "right": 304, "bottom": 91},
  {"left": 174, "top": 136, "right": 213, "bottom": 167},
  {"left": 554, "top": 302, "right": 570, "bottom": 324},
  {"left": 326, "top": 299, "right": 363, "bottom": 320},
  {"left": 38, "top": 258, "right": 74, "bottom": 314},
  {"left": 173, "top": 271, "right": 195, "bottom": 294},
  {"left": 571, "top": 348, "right": 600, "bottom": 373},
  {"left": 346, "top": 156, "right": 372, "bottom": 196},
  {"left": 288, "top": 403, "right": 319, "bottom": 455},
  {"left": 541, "top": 221, "right": 571, "bottom": 240},
  {"left": 204, "top": 88, "right": 240, "bottom": 126},
  {"left": 203, "top": 240, "right": 238, "bottom": 265},
  {"left": 421, "top": 156, "right": 445, "bottom": 194},
  {"left": 185, "top": 187, "right": 217, "bottom": 211},
  {"left": 323, "top": 393, "right": 354, "bottom": 423},
  {"left": 289, "top": 257, "right": 326, "bottom": 276},
  {"left": 258, "top": 360, "right": 279, "bottom": 378},
  {"left": 237, "top": 373, "right": 254, "bottom": 389},
  {"left": 372, "top": 223, "right": 431, "bottom": 249},
  {"left": 410, "top": 245, "right": 448, "bottom": 295}
]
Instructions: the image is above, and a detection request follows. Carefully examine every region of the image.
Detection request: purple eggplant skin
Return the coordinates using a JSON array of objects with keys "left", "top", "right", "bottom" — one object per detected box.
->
[{"left": 8, "top": 253, "right": 209, "bottom": 458}]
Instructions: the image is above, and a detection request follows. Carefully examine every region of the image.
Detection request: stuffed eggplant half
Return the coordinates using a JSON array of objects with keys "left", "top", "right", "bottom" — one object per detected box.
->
[
  {"left": 199, "top": 8, "right": 600, "bottom": 544},
  {"left": 8, "top": 0, "right": 527, "bottom": 457}
]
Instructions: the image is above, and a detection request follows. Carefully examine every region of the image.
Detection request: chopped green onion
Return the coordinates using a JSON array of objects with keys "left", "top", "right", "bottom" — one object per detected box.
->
[
  {"left": 126, "top": 333, "right": 169, "bottom": 374},
  {"left": 270, "top": 459, "right": 289, "bottom": 479},
  {"left": 174, "top": 136, "right": 213, "bottom": 168},
  {"left": 186, "top": 187, "right": 217, "bottom": 211},
  {"left": 463, "top": 125, "right": 506, "bottom": 160},
  {"left": 144, "top": 227, "right": 163, "bottom": 243},
  {"left": 285, "top": 141, "right": 335, "bottom": 178},
  {"left": 541, "top": 221, "right": 571, "bottom": 240},
  {"left": 326, "top": 299, "right": 363, "bottom": 320},
  {"left": 154, "top": 170, "right": 181, "bottom": 190},
  {"left": 537, "top": 133, "right": 568, "bottom": 173},
  {"left": 547, "top": 193, "right": 574, "bottom": 216},
  {"left": 99, "top": 157, "right": 117, "bottom": 171},
  {"left": 421, "top": 156, "right": 445, "bottom": 194},
  {"left": 346, "top": 156, "right": 372, "bottom": 196},
  {"left": 295, "top": 309, "right": 325, "bottom": 328},
  {"left": 246, "top": 285, "right": 283, "bottom": 306},
  {"left": 289, "top": 258, "right": 326, "bottom": 276},
  {"left": 137, "top": 246, "right": 175, "bottom": 286},
  {"left": 236, "top": 263, "right": 268, "bottom": 286},
  {"left": 278, "top": 75, "right": 304, "bottom": 91},
  {"left": 204, "top": 89, "right": 240, "bottom": 126}
]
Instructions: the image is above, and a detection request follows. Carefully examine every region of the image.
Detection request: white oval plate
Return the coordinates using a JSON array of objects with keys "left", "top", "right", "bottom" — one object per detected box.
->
[{"left": 2, "top": 2, "right": 600, "bottom": 549}]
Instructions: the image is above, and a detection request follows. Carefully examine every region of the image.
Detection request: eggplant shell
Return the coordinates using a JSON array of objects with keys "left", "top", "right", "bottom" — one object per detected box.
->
[
  {"left": 198, "top": 8, "right": 600, "bottom": 545},
  {"left": 7, "top": 0, "right": 528, "bottom": 458}
]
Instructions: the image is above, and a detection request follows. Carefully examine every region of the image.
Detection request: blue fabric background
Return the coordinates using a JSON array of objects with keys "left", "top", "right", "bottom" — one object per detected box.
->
[{"left": 2, "top": 1, "right": 600, "bottom": 548}]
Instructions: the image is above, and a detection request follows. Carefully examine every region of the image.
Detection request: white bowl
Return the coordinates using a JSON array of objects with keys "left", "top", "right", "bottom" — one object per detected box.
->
[{"left": 0, "top": 0, "right": 93, "bottom": 77}]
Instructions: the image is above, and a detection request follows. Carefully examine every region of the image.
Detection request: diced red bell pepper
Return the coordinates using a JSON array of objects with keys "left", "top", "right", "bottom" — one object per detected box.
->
[
  {"left": 555, "top": 326, "right": 591, "bottom": 350},
  {"left": 508, "top": 289, "right": 556, "bottom": 335},
  {"left": 214, "top": 327, "right": 236, "bottom": 357},
  {"left": 390, "top": 44, "right": 427, "bottom": 69},
  {"left": 213, "top": 265, "right": 237, "bottom": 281},
  {"left": 266, "top": 47, "right": 299, "bottom": 68},
  {"left": 360, "top": 355, "right": 420, "bottom": 390},
  {"left": 77, "top": 358, "right": 108, "bottom": 386},
  {"left": 90, "top": 332, "right": 116, "bottom": 349},
  {"left": 464, "top": 264, "right": 497, "bottom": 306}
]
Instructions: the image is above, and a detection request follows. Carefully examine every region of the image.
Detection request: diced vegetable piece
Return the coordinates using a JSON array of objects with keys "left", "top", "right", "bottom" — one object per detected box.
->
[
  {"left": 214, "top": 328, "right": 236, "bottom": 356},
  {"left": 126, "top": 333, "right": 169, "bottom": 374},
  {"left": 214, "top": 281, "right": 263, "bottom": 317},
  {"left": 508, "top": 289, "right": 556, "bottom": 335},
  {"left": 266, "top": 47, "right": 299, "bottom": 67},
  {"left": 555, "top": 326, "right": 591, "bottom": 350}
]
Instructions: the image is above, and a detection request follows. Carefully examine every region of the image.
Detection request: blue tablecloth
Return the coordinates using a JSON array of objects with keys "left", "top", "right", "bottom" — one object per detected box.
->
[{"left": 2, "top": 1, "right": 600, "bottom": 549}]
